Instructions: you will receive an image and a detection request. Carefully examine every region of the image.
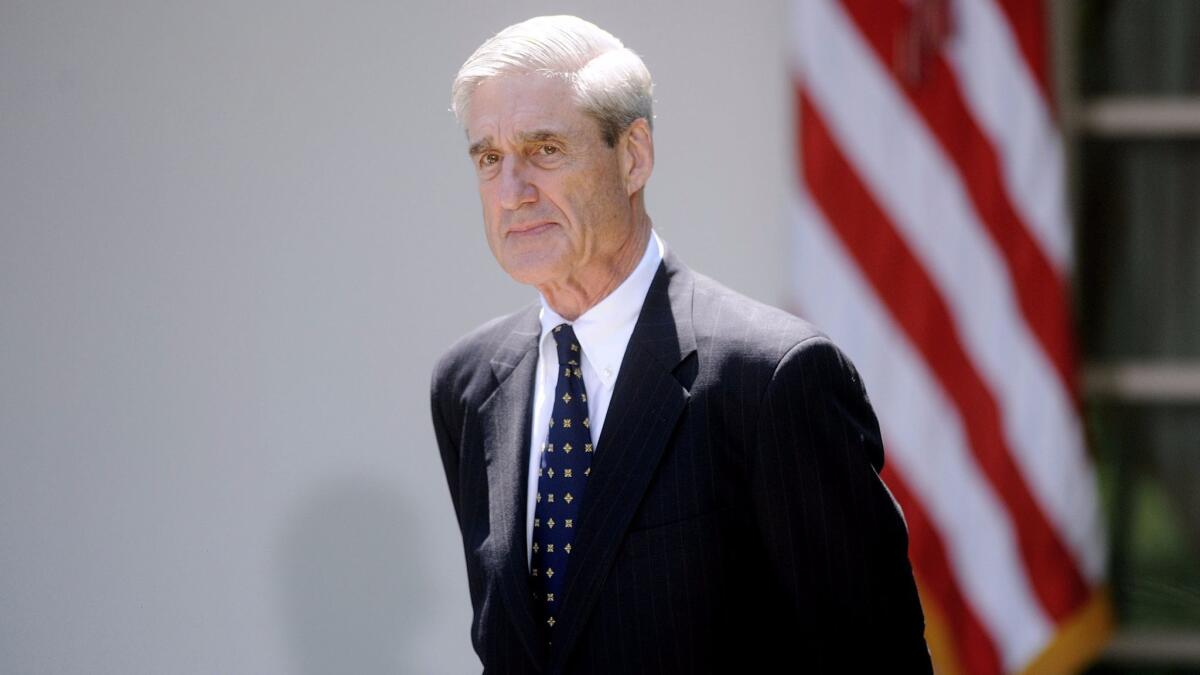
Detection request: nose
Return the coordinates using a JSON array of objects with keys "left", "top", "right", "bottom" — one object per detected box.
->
[{"left": 498, "top": 156, "right": 537, "bottom": 210}]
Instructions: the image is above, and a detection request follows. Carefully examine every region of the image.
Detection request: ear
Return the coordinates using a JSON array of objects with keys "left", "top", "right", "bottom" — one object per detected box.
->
[{"left": 619, "top": 118, "right": 654, "bottom": 196}]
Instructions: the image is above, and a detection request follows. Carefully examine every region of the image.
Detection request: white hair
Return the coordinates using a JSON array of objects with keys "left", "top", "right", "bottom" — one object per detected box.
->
[{"left": 451, "top": 15, "right": 654, "bottom": 147}]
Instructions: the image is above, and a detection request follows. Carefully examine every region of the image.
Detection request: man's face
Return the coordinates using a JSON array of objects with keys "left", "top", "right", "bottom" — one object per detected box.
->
[{"left": 465, "top": 73, "right": 635, "bottom": 289}]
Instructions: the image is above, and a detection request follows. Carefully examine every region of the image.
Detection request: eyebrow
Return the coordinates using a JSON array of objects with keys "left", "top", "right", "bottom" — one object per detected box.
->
[
  {"left": 467, "top": 130, "right": 567, "bottom": 157},
  {"left": 467, "top": 138, "right": 493, "bottom": 157}
]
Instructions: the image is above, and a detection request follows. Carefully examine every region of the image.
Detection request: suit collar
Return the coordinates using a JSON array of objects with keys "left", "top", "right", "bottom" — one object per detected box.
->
[
  {"left": 536, "top": 229, "right": 666, "bottom": 377},
  {"left": 547, "top": 248, "right": 696, "bottom": 672},
  {"left": 481, "top": 250, "right": 697, "bottom": 673},
  {"left": 489, "top": 304, "right": 541, "bottom": 385},
  {"left": 623, "top": 246, "right": 697, "bottom": 374},
  {"left": 481, "top": 304, "right": 545, "bottom": 667}
]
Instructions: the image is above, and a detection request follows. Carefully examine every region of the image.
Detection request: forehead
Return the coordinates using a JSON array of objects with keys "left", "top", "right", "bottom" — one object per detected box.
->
[{"left": 465, "top": 73, "right": 593, "bottom": 146}]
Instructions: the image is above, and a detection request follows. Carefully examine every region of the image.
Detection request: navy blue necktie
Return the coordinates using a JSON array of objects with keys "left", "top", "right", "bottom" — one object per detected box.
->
[{"left": 530, "top": 323, "right": 596, "bottom": 646}]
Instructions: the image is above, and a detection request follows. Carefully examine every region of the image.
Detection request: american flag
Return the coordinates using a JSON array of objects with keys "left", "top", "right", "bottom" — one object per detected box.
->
[{"left": 790, "top": 1, "right": 1112, "bottom": 672}]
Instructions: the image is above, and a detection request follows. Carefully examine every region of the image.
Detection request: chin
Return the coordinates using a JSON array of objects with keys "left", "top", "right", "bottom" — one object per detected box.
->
[
  {"left": 501, "top": 256, "right": 568, "bottom": 288},
  {"left": 498, "top": 245, "right": 569, "bottom": 287},
  {"left": 504, "top": 264, "right": 562, "bottom": 288}
]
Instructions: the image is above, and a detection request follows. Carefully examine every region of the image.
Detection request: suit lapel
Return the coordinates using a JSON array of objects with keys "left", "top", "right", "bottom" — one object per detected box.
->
[
  {"left": 547, "top": 250, "right": 698, "bottom": 673},
  {"left": 478, "top": 305, "right": 547, "bottom": 670}
]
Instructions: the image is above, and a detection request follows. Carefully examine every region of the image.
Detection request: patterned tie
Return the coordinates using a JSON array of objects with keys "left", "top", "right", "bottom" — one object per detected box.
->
[{"left": 530, "top": 323, "right": 595, "bottom": 646}]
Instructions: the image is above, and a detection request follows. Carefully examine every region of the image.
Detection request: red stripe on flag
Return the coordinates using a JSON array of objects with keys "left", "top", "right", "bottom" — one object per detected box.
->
[
  {"left": 797, "top": 89, "right": 1089, "bottom": 622},
  {"left": 881, "top": 463, "right": 1003, "bottom": 675},
  {"left": 839, "top": 0, "right": 1077, "bottom": 397},
  {"left": 991, "top": 0, "right": 1054, "bottom": 105}
]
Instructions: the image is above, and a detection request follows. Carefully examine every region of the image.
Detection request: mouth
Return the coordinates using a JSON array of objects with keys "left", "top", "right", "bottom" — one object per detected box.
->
[{"left": 506, "top": 221, "right": 557, "bottom": 237}]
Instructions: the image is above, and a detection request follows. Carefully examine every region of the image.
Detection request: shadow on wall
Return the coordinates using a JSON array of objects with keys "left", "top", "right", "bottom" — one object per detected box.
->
[{"left": 276, "top": 474, "right": 431, "bottom": 674}]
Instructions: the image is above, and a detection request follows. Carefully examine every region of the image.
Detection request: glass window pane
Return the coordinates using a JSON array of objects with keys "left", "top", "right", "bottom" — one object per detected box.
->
[
  {"left": 1081, "top": 0, "right": 1200, "bottom": 96},
  {"left": 1076, "top": 139, "right": 1200, "bottom": 361},
  {"left": 1088, "top": 402, "right": 1200, "bottom": 630}
]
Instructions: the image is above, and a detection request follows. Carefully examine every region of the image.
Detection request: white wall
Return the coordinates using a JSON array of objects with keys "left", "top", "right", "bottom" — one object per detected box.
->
[{"left": 0, "top": 1, "right": 792, "bottom": 672}]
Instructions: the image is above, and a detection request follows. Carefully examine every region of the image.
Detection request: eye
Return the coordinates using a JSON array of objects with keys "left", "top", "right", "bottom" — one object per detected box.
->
[
  {"left": 479, "top": 152, "right": 500, "bottom": 167},
  {"left": 536, "top": 144, "right": 559, "bottom": 157}
]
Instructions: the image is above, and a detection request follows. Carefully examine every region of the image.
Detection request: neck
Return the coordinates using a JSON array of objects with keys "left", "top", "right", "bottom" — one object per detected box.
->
[{"left": 538, "top": 216, "right": 652, "bottom": 321}]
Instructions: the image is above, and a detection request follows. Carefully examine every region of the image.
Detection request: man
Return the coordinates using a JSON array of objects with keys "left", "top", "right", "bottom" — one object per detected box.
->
[{"left": 431, "top": 15, "right": 932, "bottom": 674}]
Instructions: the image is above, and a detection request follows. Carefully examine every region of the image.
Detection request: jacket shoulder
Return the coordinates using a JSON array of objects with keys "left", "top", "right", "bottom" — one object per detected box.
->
[
  {"left": 687, "top": 268, "right": 881, "bottom": 463},
  {"left": 430, "top": 302, "right": 539, "bottom": 404},
  {"left": 690, "top": 271, "right": 831, "bottom": 370}
]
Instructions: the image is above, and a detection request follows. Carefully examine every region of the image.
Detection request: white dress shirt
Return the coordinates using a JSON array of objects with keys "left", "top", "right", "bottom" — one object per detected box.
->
[{"left": 525, "top": 229, "right": 665, "bottom": 569}]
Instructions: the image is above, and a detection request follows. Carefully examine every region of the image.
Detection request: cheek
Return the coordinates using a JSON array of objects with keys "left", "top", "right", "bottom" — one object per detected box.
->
[
  {"left": 477, "top": 188, "right": 501, "bottom": 229},
  {"left": 557, "top": 177, "right": 604, "bottom": 225},
  {"left": 565, "top": 174, "right": 624, "bottom": 230},
  {"left": 477, "top": 182, "right": 494, "bottom": 209}
]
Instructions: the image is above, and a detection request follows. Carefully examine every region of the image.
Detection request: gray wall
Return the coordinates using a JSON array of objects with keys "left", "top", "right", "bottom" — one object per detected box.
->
[{"left": 1, "top": 2, "right": 790, "bottom": 672}]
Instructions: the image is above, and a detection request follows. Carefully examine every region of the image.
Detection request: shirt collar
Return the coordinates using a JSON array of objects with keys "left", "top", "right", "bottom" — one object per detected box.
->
[{"left": 538, "top": 229, "right": 665, "bottom": 370}]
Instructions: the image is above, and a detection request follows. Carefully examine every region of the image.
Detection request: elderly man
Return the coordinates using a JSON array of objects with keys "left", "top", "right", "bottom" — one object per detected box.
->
[{"left": 430, "top": 15, "right": 932, "bottom": 674}]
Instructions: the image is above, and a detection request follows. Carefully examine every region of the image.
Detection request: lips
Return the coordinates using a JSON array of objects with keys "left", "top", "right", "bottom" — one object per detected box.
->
[{"left": 507, "top": 221, "right": 557, "bottom": 237}]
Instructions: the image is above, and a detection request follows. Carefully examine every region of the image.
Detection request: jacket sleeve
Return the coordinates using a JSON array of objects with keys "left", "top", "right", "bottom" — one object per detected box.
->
[
  {"left": 748, "top": 335, "right": 932, "bottom": 671},
  {"left": 430, "top": 361, "right": 465, "bottom": 532}
]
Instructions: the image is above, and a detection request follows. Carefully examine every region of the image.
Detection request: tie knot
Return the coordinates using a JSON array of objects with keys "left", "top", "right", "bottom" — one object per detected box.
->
[{"left": 551, "top": 323, "right": 581, "bottom": 365}]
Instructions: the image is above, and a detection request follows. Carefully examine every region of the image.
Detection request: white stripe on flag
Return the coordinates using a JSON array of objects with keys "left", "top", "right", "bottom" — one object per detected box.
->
[
  {"left": 945, "top": 0, "right": 1072, "bottom": 272},
  {"left": 790, "top": 189, "right": 1053, "bottom": 670},
  {"left": 794, "top": 0, "right": 1104, "bottom": 583}
]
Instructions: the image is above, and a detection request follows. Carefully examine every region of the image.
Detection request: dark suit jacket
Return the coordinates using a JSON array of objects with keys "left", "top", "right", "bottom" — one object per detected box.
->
[{"left": 430, "top": 249, "right": 932, "bottom": 674}]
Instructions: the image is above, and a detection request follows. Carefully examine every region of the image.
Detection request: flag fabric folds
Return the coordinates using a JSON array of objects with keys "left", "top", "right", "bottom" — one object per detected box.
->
[{"left": 789, "top": 1, "right": 1112, "bottom": 672}]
